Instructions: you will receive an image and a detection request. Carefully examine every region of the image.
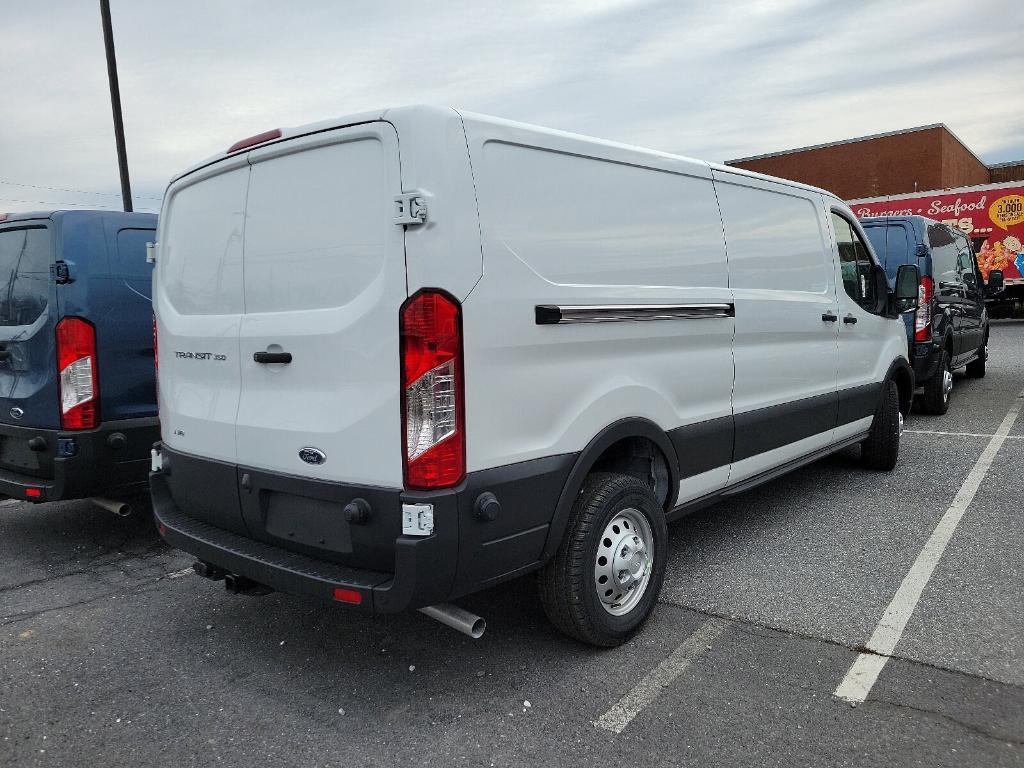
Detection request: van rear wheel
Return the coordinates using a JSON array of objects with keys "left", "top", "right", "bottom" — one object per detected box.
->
[
  {"left": 538, "top": 472, "right": 666, "bottom": 647},
  {"left": 918, "top": 349, "right": 952, "bottom": 415},
  {"left": 861, "top": 379, "right": 901, "bottom": 471}
]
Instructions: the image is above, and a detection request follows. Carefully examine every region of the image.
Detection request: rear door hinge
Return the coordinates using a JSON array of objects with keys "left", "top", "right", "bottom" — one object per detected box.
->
[
  {"left": 394, "top": 192, "right": 428, "bottom": 226},
  {"left": 51, "top": 261, "right": 72, "bottom": 284}
]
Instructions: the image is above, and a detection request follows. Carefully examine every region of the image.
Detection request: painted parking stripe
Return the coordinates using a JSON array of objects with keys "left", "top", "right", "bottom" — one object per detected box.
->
[
  {"left": 904, "top": 429, "right": 1024, "bottom": 439},
  {"left": 835, "top": 389, "right": 1024, "bottom": 704},
  {"left": 595, "top": 618, "right": 726, "bottom": 734}
]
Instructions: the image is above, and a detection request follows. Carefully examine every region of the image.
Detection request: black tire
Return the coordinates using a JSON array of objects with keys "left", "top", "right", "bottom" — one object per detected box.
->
[
  {"left": 918, "top": 349, "right": 952, "bottom": 415},
  {"left": 538, "top": 472, "right": 667, "bottom": 647},
  {"left": 861, "top": 380, "right": 901, "bottom": 471},
  {"left": 965, "top": 337, "right": 987, "bottom": 378}
]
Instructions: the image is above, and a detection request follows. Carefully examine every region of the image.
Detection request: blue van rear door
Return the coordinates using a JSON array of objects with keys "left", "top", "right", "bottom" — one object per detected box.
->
[{"left": 0, "top": 222, "right": 60, "bottom": 430}]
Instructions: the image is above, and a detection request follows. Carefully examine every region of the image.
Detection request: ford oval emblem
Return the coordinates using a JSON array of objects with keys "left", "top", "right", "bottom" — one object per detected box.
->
[
  {"left": 9, "top": 407, "right": 23, "bottom": 420},
  {"left": 299, "top": 447, "right": 326, "bottom": 465}
]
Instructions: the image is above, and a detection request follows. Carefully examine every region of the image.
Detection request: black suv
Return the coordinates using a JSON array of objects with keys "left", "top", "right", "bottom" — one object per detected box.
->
[{"left": 861, "top": 216, "right": 993, "bottom": 415}]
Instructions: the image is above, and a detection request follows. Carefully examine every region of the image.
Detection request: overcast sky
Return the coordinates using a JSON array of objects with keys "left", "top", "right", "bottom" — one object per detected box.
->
[{"left": 1, "top": 0, "right": 1021, "bottom": 213}]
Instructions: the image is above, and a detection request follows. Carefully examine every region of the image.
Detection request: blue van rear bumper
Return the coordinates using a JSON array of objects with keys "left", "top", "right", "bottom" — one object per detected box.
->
[{"left": 0, "top": 417, "right": 159, "bottom": 502}]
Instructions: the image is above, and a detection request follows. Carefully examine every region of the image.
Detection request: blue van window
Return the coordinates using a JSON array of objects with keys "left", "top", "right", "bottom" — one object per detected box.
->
[
  {"left": 863, "top": 224, "right": 912, "bottom": 280},
  {"left": 115, "top": 228, "right": 155, "bottom": 300},
  {"left": 0, "top": 227, "right": 50, "bottom": 327}
]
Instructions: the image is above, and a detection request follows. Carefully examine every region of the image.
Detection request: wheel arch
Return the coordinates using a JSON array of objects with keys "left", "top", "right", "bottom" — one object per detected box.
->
[
  {"left": 537, "top": 418, "right": 679, "bottom": 565},
  {"left": 885, "top": 356, "right": 914, "bottom": 416}
]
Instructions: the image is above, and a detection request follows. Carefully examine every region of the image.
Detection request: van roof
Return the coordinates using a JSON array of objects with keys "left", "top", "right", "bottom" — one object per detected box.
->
[
  {"left": 167, "top": 105, "right": 839, "bottom": 201},
  {"left": 0, "top": 210, "right": 157, "bottom": 226}
]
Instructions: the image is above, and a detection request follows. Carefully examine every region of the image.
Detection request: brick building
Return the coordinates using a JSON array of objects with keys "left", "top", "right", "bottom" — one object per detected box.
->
[{"left": 726, "top": 124, "right": 1024, "bottom": 200}]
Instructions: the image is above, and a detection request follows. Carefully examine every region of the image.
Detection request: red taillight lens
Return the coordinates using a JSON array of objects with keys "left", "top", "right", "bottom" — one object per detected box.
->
[
  {"left": 332, "top": 587, "right": 363, "bottom": 605},
  {"left": 56, "top": 317, "right": 99, "bottom": 430},
  {"left": 400, "top": 290, "right": 465, "bottom": 490},
  {"left": 226, "top": 129, "right": 282, "bottom": 154},
  {"left": 25, "top": 488, "right": 42, "bottom": 498},
  {"left": 914, "top": 275, "right": 934, "bottom": 342}
]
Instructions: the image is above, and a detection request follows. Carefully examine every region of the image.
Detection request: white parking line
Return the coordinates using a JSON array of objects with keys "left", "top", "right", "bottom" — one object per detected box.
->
[
  {"left": 905, "top": 429, "right": 1024, "bottom": 439},
  {"left": 595, "top": 618, "right": 726, "bottom": 734},
  {"left": 835, "top": 390, "right": 1024, "bottom": 705}
]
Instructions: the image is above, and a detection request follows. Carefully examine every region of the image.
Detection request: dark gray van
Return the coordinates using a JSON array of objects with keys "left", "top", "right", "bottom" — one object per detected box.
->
[{"left": 861, "top": 216, "right": 990, "bottom": 415}]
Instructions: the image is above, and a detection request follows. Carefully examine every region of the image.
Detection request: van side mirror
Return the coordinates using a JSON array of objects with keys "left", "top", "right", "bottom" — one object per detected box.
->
[
  {"left": 988, "top": 269, "right": 1004, "bottom": 291},
  {"left": 892, "top": 264, "right": 920, "bottom": 315}
]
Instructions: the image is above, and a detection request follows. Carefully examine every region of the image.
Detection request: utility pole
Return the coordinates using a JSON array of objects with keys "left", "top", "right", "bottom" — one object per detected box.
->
[{"left": 99, "top": 0, "right": 133, "bottom": 212}]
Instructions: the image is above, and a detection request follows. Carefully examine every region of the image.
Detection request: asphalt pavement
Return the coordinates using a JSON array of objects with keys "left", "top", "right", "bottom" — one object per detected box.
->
[{"left": 2, "top": 322, "right": 1022, "bottom": 767}]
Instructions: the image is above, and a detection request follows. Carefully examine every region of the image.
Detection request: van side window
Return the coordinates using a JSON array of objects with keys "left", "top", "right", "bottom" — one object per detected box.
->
[
  {"left": 0, "top": 227, "right": 50, "bottom": 327},
  {"left": 831, "top": 213, "right": 875, "bottom": 309},
  {"left": 116, "top": 228, "right": 156, "bottom": 300},
  {"left": 928, "top": 224, "right": 961, "bottom": 292},
  {"left": 955, "top": 235, "right": 977, "bottom": 283}
]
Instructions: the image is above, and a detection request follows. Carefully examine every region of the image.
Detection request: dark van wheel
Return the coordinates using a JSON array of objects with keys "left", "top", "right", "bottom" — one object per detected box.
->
[
  {"left": 861, "top": 380, "right": 901, "bottom": 471},
  {"left": 538, "top": 472, "right": 667, "bottom": 647},
  {"left": 965, "top": 339, "right": 987, "bottom": 378},
  {"left": 918, "top": 349, "right": 952, "bottom": 415}
]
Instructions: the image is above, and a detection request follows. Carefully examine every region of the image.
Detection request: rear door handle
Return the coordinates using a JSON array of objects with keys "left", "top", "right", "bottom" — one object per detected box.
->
[
  {"left": 821, "top": 312, "right": 838, "bottom": 322},
  {"left": 843, "top": 314, "right": 858, "bottom": 324},
  {"left": 253, "top": 351, "right": 292, "bottom": 364}
]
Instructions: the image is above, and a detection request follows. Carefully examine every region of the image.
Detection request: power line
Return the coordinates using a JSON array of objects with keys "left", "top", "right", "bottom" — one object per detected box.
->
[{"left": 0, "top": 178, "right": 162, "bottom": 201}]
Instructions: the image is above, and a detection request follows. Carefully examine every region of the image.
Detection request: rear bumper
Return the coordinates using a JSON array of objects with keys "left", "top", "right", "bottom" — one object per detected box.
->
[
  {"left": 151, "top": 444, "right": 574, "bottom": 614},
  {"left": 911, "top": 341, "right": 941, "bottom": 386},
  {"left": 0, "top": 417, "right": 159, "bottom": 502}
]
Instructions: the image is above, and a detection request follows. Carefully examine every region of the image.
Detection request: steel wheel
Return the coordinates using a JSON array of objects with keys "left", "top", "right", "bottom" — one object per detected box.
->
[
  {"left": 593, "top": 508, "right": 654, "bottom": 616},
  {"left": 942, "top": 364, "right": 953, "bottom": 402}
]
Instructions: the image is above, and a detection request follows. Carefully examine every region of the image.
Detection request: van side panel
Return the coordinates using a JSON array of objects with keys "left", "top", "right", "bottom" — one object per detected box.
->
[
  {"left": 457, "top": 118, "right": 734, "bottom": 587},
  {"left": 713, "top": 172, "right": 840, "bottom": 484}
]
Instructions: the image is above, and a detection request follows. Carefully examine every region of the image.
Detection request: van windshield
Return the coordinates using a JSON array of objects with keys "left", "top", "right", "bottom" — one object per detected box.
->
[{"left": 0, "top": 227, "right": 51, "bottom": 327}]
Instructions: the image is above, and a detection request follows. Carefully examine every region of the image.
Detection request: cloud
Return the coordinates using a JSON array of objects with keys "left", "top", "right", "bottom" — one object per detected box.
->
[{"left": 0, "top": 0, "right": 1020, "bottom": 213}]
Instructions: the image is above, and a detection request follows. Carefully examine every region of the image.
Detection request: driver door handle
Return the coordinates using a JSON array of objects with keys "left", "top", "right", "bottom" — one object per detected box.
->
[{"left": 821, "top": 311, "right": 838, "bottom": 322}]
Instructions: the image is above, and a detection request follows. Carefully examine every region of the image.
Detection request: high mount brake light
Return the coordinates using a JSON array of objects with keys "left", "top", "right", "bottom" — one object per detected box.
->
[
  {"left": 56, "top": 317, "right": 99, "bottom": 430},
  {"left": 914, "top": 275, "right": 934, "bottom": 342},
  {"left": 400, "top": 290, "right": 465, "bottom": 490},
  {"left": 226, "top": 129, "right": 282, "bottom": 154}
]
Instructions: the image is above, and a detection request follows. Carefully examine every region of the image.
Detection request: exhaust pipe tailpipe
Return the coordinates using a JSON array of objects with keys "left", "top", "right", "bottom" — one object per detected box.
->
[
  {"left": 418, "top": 603, "right": 486, "bottom": 639},
  {"left": 92, "top": 497, "right": 132, "bottom": 517}
]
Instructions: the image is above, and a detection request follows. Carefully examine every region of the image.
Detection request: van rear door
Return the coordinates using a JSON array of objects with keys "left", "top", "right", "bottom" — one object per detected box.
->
[
  {"left": 234, "top": 123, "right": 407, "bottom": 489},
  {"left": 0, "top": 222, "right": 59, "bottom": 429}
]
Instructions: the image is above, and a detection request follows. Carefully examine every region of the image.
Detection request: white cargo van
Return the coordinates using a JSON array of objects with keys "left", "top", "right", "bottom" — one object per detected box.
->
[{"left": 150, "top": 106, "right": 919, "bottom": 646}]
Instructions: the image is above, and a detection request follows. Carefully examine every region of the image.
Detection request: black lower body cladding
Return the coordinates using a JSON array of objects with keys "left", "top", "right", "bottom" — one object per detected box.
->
[
  {"left": 151, "top": 444, "right": 576, "bottom": 613},
  {"left": 0, "top": 417, "right": 158, "bottom": 502}
]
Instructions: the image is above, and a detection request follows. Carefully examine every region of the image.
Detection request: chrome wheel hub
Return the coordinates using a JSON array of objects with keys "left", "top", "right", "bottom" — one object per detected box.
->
[
  {"left": 943, "top": 367, "right": 953, "bottom": 401},
  {"left": 594, "top": 508, "right": 654, "bottom": 616}
]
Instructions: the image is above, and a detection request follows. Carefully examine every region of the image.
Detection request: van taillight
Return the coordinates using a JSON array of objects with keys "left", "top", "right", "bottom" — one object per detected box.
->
[
  {"left": 56, "top": 317, "right": 99, "bottom": 430},
  {"left": 400, "top": 290, "right": 465, "bottom": 490},
  {"left": 914, "top": 275, "right": 934, "bottom": 342}
]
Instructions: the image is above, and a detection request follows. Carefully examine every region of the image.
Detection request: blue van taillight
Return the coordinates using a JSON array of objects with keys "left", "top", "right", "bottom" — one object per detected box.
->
[{"left": 56, "top": 317, "right": 99, "bottom": 430}]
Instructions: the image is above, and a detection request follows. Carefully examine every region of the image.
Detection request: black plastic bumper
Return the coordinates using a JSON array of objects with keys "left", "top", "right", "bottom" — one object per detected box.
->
[
  {"left": 150, "top": 444, "right": 575, "bottom": 614},
  {"left": 912, "top": 341, "right": 941, "bottom": 387},
  {"left": 0, "top": 417, "right": 159, "bottom": 503}
]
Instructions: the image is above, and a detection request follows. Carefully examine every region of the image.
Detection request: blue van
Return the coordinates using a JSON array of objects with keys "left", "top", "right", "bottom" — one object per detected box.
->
[
  {"left": 0, "top": 210, "right": 158, "bottom": 505},
  {"left": 861, "top": 215, "right": 990, "bottom": 415}
]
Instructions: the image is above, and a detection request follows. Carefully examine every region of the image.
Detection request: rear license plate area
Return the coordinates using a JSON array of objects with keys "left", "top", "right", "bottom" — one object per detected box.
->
[
  {"left": 0, "top": 436, "right": 40, "bottom": 472},
  {"left": 263, "top": 492, "right": 353, "bottom": 554}
]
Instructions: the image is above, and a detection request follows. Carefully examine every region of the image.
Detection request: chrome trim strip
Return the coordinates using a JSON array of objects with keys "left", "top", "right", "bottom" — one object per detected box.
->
[{"left": 535, "top": 303, "right": 734, "bottom": 325}]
